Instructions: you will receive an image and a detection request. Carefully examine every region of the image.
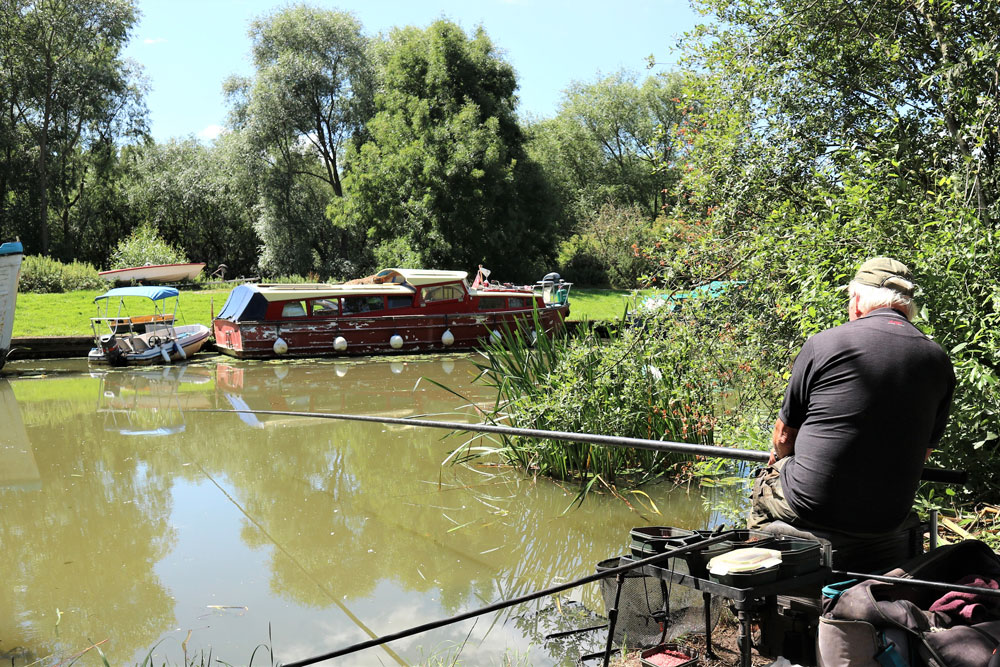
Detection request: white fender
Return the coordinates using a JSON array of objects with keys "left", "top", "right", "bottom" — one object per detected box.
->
[
  {"left": 441, "top": 328, "right": 455, "bottom": 346},
  {"left": 273, "top": 337, "right": 288, "bottom": 355},
  {"left": 390, "top": 334, "right": 403, "bottom": 349},
  {"left": 174, "top": 340, "right": 187, "bottom": 360},
  {"left": 334, "top": 336, "right": 348, "bottom": 351},
  {"left": 160, "top": 346, "right": 172, "bottom": 363},
  {"left": 490, "top": 329, "right": 502, "bottom": 343}
]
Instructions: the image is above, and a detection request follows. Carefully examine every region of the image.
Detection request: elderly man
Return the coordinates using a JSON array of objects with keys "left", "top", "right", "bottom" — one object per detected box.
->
[{"left": 748, "top": 257, "right": 955, "bottom": 534}]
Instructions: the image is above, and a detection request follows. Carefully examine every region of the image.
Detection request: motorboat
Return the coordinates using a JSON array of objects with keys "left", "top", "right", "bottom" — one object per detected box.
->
[
  {"left": 0, "top": 241, "right": 24, "bottom": 371},
  {"left": 89, "top": 286, "right": 211, "bottom": 366},
  {"left": 212, "top": 267, "right": 571, "bottom": 358},
  {"left": 98, "top": 262, "right": 206, "bottom": 284}
]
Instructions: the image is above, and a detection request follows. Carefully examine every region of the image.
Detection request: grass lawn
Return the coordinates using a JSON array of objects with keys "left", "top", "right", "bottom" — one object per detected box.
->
[
  {"left": 11, "top": 286, "right": 635, "bottom": 338},
  {"left": 12, "top": 289, "right": 231, "bottom": 337}
]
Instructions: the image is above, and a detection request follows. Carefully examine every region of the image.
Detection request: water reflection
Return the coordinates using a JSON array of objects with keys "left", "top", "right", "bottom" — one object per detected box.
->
[{"left": 1, "top": 357, "right": 721, "bottom": 665}]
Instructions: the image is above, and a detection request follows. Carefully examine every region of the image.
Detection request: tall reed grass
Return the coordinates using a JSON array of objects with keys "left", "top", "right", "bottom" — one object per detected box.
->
[{"left": 448, "top": 310, "right": 717, "bottom": 493}]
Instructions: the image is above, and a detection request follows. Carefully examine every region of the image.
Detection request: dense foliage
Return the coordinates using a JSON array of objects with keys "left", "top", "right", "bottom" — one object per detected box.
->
[
  {"left": 109, "top": 223, "right": 187, "bottom": 269},
  {"left": 18, "top": 255, "right": 103, "bottom": 293},
  {"left": 640, "top": 0, "right": 1000, "bottom": 500},
  {"left": 0, "top": 0, "right": 146, "bottom": 257}
]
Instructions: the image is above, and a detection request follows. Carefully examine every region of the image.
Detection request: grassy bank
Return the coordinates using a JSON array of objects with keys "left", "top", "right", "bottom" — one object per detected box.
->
[{"left": 11, "top": 286, "right": 637, "bottom": 338}]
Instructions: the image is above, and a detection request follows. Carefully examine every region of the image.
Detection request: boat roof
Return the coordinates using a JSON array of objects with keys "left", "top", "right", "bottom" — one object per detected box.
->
[
  {"left": 0, "top": 241, "right": 23, "bottom": 256},
  {"left": 95, "top": 286, "right": 180, "bottom": 302},
  {"left": 392, "top": 268, "right": 468, "bottom": 285},
  {"left": 252, "top": 282, "right": 417, "bottom": 301}
]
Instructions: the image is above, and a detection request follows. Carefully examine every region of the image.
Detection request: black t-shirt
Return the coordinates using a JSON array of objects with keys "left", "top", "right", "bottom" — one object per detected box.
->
[{"left": 778, "top": 308, "right": 955, "bottom": 533}]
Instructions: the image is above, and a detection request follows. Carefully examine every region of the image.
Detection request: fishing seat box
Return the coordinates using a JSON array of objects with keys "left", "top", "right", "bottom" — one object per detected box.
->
[{"left": 754, "top": 512, "right": 926, "bottom": 664}]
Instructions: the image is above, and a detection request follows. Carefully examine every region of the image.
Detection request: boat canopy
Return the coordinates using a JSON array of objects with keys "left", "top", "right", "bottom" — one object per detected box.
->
[
  {"left": 0, "top": 241, "right": 23, "bottom": 256},
  {"left": 95, "top": 286, "right": 180, "bottom": 302},
  {"left": 217, "top": 284, "right": 270, "bottom": 322}
]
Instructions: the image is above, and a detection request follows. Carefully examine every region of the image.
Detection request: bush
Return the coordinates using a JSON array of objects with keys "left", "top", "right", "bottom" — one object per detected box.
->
[
  {"left": 557, "top": 203, "right": 658, "bottom": 288},
  {"left": 109, "top": 224, "right": 187, "bottom": 269},
  {"left": 18, "top": 255, "right": 104, "bottom": 293},
  {"left": 556, "top": 234, "right": 608, "bottom": 286}
]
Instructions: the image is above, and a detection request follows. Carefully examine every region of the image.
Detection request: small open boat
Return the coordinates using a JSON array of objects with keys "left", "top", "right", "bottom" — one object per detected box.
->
[
  {"left": 98, "top": 262, "right": 206, "bottom": 284},
  {"left": 213, "top": 267, "right": 572, "bottom": 358},
  {"left": 89, "top": 286, "right": 211, "bottom": 366},
  {"left": 0, "top": 241, "right": 24, "bottom": 371}
]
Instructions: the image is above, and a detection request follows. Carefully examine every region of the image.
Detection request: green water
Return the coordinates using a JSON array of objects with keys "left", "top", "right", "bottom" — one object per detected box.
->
[{"left": 0, "top": 356, "right": 720, "bottom": 665}]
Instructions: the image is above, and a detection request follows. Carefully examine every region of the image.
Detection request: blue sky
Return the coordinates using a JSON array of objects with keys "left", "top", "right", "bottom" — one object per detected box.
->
[{"left": 123, "top": 0, "right": 701, "bottom": 143}]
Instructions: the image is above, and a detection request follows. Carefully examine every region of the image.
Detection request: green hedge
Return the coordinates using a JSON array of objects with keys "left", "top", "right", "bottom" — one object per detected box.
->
[{"left": 19, "top": 255, "right": 104, "bottom": 293}]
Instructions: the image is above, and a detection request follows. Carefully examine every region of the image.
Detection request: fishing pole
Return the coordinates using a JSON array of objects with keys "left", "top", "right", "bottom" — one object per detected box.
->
[{"left": 193, "top": 408, "right": 967, "bottom": 484}]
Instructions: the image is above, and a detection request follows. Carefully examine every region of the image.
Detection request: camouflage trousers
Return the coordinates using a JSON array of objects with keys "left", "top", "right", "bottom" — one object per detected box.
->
[{"left": 747, "top": 456, "right": 802, "bottom": 530}]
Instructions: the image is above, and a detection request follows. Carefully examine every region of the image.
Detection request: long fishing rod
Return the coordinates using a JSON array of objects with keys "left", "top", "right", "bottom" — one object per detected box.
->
[
  {"left": 193, "top": 408, "right": 967, "bottom": 484},
  {"left": 276, "top": 531, "right": 736, "bottom": 667}
]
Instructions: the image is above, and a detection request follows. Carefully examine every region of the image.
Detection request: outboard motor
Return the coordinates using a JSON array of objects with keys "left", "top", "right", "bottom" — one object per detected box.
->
[
  {"left": 99, "top": 334, "right": 127, "bottom": 367},
  {"left": 538, "top": 272, "right": 563, "bottom": 305}
]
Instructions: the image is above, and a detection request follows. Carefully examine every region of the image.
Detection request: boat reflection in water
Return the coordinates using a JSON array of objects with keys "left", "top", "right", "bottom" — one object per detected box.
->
[
  {"left": 214, "top": 355, "right": 481, "bottom": 430},
  {"left": 97, "top": 365, "right": 214, "bottom": 436},
  {"left": 0, "top": 378, "right": 40, "bottom": 492}
]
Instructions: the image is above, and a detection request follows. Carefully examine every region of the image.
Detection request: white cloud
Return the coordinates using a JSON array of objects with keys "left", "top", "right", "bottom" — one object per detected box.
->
[
  {"left": 143, "top": 37, "right": 167, "bottom": 45},
  {"left": 197, "top": 125, "right": 224, "bottom": 141}
]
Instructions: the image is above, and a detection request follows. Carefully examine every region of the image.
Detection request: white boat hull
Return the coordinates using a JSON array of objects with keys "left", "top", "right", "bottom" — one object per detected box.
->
[
  {"left": 99, "top": 263, "right": 206, "bottom": 284},
  {"left": 88, "top": 324, "right": 212, "bottom": 366},
  {"left": 0, "top": 247, "right": 24, "bottom": 370}
]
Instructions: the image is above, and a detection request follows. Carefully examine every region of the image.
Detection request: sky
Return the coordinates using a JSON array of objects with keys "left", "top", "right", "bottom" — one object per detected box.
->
[{"left": 122, "top": 0, "right": 701, "bottom": 143}]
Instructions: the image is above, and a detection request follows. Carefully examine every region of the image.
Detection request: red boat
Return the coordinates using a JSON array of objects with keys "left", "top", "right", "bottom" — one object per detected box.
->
[{"left": 212, "top": 267, "right": 571, "bottom": 358}]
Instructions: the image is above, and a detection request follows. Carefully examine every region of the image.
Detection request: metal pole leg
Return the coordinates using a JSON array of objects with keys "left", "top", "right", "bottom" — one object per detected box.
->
[
  {"left": 602, "top": 572, "right": 625, "bottom": 667},
  {"left": 737, "top": 609, "right": 753, "bottom": 667},
  {"left": 703, "top": 592, "right": 716, "bottom": 658}
]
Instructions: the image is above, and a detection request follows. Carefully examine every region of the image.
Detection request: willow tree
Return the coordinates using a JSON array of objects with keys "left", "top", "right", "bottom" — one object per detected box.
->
[
  {"left": 2, "top": 0, "right": 144, "bottom": 255},
  {"left": 226, "top": 4, "right": 373, "bottom": 199},
  {"left": 225, "top": 5, "right": 374, "bottom": 276}
]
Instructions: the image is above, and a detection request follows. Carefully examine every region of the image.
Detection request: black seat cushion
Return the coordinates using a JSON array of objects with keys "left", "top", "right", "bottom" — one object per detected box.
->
[{"left": 760, "top": 512, "right": 924, "bottom": 573}]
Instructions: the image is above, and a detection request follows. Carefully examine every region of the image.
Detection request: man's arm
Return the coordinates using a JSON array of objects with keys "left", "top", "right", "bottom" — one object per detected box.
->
[{"left": 770, "top": 417, "right": 799, "bottom": 465}]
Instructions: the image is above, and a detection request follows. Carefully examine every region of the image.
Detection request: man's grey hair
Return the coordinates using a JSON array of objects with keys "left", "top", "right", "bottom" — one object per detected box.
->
[{"left": 849, "top": 281, "right": 917, "bottom": 320}]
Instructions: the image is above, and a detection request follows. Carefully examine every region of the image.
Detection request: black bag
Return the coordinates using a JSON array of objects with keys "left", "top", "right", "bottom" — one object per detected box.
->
[{"left": 818, "top": 540, "right": 1000, "bottom": 667}]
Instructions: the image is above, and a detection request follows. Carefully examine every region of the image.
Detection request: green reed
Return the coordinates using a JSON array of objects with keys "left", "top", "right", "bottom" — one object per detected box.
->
[{"left": 449, "top": 309, "right": 715, "bottom": 493}]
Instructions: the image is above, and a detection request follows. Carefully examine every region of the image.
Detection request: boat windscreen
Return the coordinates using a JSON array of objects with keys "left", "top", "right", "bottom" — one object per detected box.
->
[{"left": 217, "top": 284, "right": 269, "bottom": 322}]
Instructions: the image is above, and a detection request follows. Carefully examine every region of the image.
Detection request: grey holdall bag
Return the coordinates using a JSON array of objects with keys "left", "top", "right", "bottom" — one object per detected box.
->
[{"left": 818, "top": 540, "right": 1000, "bottom": 667}]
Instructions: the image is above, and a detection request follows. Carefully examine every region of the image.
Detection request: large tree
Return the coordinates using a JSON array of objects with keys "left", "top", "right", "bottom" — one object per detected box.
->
[
  {"left": 341, "top": 20, "right": 557, "bottom": 278},
  {"left": 528, "top": 71, "right": 688, "bottom": 224},
  {"left": 644, "top": 0, "right": 1000, "bottom": 497},
  {"left": 2, "top": 0, "right": 145, "bottom": 255}
]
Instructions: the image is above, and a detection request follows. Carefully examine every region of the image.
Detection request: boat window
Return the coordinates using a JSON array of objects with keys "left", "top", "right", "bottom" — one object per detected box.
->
[
  {"left": 478, "top": 296, "right": 506, "bottom": 310},
  {"left": 387, "top": 295, "right": 413, "bottom": 309},
  {"left": 342, "top": 295, "right": 385, "bottom": 314},
  {"left": 423, "top": 284, "right": 465, "bottom": 303},
  {"left": 508, "top": 297, "right": 531, "bottom": 309},
  {"left": 310, "top": 299, "right": 339, "bottom": 317},
  {"left": 281, "top": 301, "right": 308, "bottom": 318}
]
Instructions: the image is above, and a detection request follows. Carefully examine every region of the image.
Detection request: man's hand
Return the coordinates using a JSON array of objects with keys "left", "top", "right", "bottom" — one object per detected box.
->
[{"left": 770, "top": 417, "right": 799, "bottom": 464}]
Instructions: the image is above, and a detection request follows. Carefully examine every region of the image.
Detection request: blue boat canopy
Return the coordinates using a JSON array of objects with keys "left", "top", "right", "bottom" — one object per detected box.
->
[
  {"left": 0, "top": 241, "right": 23, "bottom": 256},
  {"left": 217, "top": 284, "right": 269, "bottom": 322},
  {"left": 95, "top": 286, "right": 180, "bottom": 302}
]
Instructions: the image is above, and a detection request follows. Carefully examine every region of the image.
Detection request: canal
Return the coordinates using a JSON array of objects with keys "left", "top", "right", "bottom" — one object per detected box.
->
[{"left": 1, "top": 355, "right": 723, "bottom": 665}]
